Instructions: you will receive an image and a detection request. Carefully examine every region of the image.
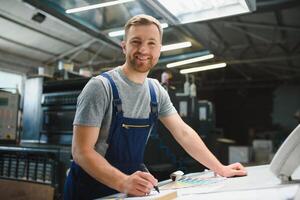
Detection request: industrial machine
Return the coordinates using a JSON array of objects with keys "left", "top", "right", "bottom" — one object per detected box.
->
[
  {"left": 0, "top": 90, "right": 19, "bottom": 143},
  {"left": 0, "top": 77, "right": 88, "bottom": 198}
]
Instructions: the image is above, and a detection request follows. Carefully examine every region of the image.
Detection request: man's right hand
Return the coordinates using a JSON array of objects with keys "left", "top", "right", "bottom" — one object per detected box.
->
[{"left": 120, "top": 171, "right": 158, "bottom": 196}]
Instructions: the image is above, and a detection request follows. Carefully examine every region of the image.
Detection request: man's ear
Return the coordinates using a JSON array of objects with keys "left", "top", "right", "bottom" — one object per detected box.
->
[{"left": 121, "top": 41, "right": 126, "bottom": 54}]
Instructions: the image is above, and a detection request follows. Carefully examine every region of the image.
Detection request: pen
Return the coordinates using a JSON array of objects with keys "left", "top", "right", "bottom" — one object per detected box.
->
[{"left": 140, "top": 163, "right": 160, "bottom": 193}]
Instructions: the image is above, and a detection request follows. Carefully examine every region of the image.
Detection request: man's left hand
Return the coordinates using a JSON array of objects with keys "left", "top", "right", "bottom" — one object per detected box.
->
[{"left": 219, "top": 162, "right": 247, "bottom": 177}]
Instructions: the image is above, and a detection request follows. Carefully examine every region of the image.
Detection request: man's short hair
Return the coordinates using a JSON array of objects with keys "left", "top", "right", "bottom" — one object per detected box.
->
[{"left": 124, "top": 14, "right": 163, "bottom": 41}]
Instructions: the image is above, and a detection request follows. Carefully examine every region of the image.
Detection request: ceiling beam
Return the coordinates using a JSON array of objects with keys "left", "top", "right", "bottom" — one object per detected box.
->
[
  {"left": 275, "top": 10, "right": 296, "bottom": 78},
  {"left": 0, "top": 12, "right": 113, "bottom": 62},
  {"left": 238, "top": 46, "right": 251, "bottom": 59},
  {"left": 207, "top": 22, "right": 229, "bottom": 54},
  {"left": 224, "top": 23, "right": 273, "bottom": 43},
  {"left": 275, "top": 10, "right": 290, "bottom": 55},
  {"left": 0, "top": 61, "right": 33, "bottom": 74},
  {"left": 228, "top": 41, "right": 294, "bottom": 50},
  {"left": 45, "top": 39, "right": 98, "bottom": 64},
  {"left": 141, "top": 0, "right": 178, "bottom": 25},
  {"left": 230, "top": 65, "right": 252, "bottom": 80},
  {"left": 224, "top": 21, "right": 300, "bottom": 32},
  {"left": 0, "top": 50, "right": 42, "bottom": 73},
  {"left": 227, "top": 54, "right": 300, "bottom": 65},
  {"left": 257, "top": 0, "right": 300, "bottom": 12},
  {"left": 0, "top": 13, "right": 77, "bottom": 47},
  {"left": 251, "top": 64, "right": 283, "bottom": 79},
  {"left": 233, "top": 17, "right": 264, "bottom": 58},
  {"left": 23, "top": 0, "right": 121, "bottom": 51},
  {"left": 0, "top": 35, "right": 56, "bottom": 56},
  {"left": 0, "top": 50, "right": 41, "bottom": 66},
  {"left": 263, "top": 64, "right": 300, "bottom": 73},
  {"left": 85, "top": 44, "right": 108, "bottom": 66}
]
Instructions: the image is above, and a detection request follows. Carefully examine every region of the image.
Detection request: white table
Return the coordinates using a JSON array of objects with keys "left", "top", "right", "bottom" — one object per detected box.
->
[{"left": 101, "top": 165, "right": 300, "bottom": 200}]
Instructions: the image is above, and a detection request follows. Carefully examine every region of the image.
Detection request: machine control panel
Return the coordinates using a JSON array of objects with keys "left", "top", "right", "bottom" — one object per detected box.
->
[
  {"left": 0, "top": 91, "right": 19, "bottom": 141},
  {"left": 41, "top": 91, "right": 81, "bottom": 106}
]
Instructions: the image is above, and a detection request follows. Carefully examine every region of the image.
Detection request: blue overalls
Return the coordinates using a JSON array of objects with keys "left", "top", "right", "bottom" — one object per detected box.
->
[{"left": 64, "top": 73, "right": 158, "bottom": 200}]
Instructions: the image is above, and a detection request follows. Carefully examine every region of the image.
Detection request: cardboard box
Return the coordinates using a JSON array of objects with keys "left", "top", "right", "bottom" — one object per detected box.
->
[{"left": 0, "top": 179, "right": 54, "bottom": 200}]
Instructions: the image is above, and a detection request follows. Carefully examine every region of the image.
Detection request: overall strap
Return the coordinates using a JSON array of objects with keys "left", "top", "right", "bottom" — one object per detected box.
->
[
  {"left": 148, "top": 79, "right": 158, "bottom": 119},
  {"left": 101, "top": 73, "right": 122, "bottom": 113}
]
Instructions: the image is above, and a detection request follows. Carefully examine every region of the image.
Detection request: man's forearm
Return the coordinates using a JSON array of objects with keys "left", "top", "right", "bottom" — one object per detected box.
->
[
  {"left": 174, "top": 124, "right": 224, "bottom": 174},
  {"left": 73, "top": 149, "right": 128, "bottom": 192}
]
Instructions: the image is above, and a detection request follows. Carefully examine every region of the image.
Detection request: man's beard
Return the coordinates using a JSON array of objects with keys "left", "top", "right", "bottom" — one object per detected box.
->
[{"left": 128, "top": 54, "right": 155, "bottom": 73}]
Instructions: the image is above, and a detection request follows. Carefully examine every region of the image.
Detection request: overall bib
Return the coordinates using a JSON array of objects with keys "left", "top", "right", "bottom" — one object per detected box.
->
[{"left": 64, "top": 73, "right": 158, "bottom": 200}]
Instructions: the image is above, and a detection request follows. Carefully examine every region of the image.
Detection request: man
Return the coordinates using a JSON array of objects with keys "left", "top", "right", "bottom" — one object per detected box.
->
[{"left": 64, "top": 14, "right": 247, "bottom": 200}]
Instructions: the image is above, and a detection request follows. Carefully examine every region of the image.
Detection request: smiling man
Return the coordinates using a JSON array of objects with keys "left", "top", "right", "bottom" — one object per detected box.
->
[
  {"left": 123, "top": 20, "right": 161, "bottom": 73},
  {"left": 64, "top": 14, "right": 247, "bottom": 200}
]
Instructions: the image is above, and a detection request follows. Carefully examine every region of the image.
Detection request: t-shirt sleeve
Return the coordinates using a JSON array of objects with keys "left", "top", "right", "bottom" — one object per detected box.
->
[
  {"left": 73, "top": 77, "right": 109, "bottom": 127},
  {"left": 155, "top": 80, "right": 177, "bottom": 118}
]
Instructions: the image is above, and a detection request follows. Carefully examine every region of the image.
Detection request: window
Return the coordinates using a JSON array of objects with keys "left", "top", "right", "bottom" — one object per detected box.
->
[{"left": 0, "top": 71, "right": 25, "bottom": 95}]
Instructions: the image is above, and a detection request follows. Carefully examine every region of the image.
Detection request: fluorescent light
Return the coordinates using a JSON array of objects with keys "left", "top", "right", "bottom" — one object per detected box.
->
[
  {"left": 160, "top": 23, "right": 168, "bottom": 29},
  {"left": 156, "top": 0, "right": 256, "bottom": 24},
  {"left": 180, "top": 63, "right": 227, "bottom": 74},
  {"left": 161, "top": 42, "right": 192, "bottom": 52},
  {"left": 66, "top": 0, "right": 134, "bottom": 14},
  {"left": 166, "top": 54, "right": 214, "bottom": 68},
  {"left": 108, "top": 30, "right": 125, "bottom": 37},
  {"left": 108, "top": 23, "right": 168, "bottom": 38}
]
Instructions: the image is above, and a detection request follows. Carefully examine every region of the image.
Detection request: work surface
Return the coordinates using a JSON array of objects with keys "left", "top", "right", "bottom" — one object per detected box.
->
[{"left": 102, "top": 165, "right": 300, "bottom": 200}]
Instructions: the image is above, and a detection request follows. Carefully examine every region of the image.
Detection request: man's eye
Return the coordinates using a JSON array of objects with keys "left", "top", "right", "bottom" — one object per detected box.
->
[{"left": 131, "top": 40, "right": 140, "bottom": 44}]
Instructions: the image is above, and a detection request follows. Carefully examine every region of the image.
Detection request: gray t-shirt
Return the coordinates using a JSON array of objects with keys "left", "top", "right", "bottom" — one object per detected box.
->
[{"left": 73, "top": 66, "right": 177, "bottom": 155}]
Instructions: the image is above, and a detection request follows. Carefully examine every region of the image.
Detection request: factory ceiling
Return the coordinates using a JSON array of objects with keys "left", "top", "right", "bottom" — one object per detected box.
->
[{"left": 0, "top": 0, "right": 300, "bottom": 88}]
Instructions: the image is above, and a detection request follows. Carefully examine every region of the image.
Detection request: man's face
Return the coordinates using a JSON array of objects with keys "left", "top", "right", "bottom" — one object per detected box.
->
[{"left": 122, "top": 24, "right": 161, "bottom": 73}]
